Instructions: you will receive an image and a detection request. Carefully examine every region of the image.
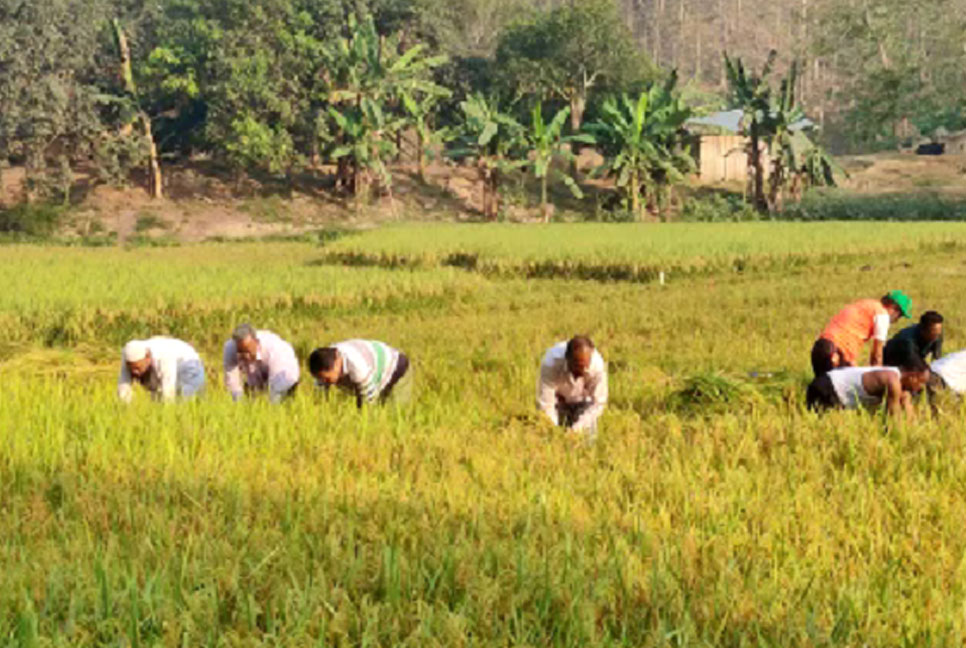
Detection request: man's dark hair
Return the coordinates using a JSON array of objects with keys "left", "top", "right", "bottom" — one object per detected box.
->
[
  {"left": 806, "top": 375, "right": 838, "bottom": 412},
  {"left": 810, "top": 338, "right": 838, "bottom": 376},
  {"left": 920, "top": 310, "right": 944, "bottom": 327},
  {"left": 565, "top": 335, "right": 595, "bottom": 359},
  {"left": 308, "top": 347, "right": 339, "bottom": 375},
  {"left": 899, "top": 355, "right": 929, "bottom": 374},
  {"left": 881, "top": 294, "right": 897, "bottom": 309}
]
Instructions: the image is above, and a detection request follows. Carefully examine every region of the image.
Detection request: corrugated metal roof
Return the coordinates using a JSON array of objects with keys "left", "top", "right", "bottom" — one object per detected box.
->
[{"left": 686, "top": 110, "right": 815, "bottom": 134}]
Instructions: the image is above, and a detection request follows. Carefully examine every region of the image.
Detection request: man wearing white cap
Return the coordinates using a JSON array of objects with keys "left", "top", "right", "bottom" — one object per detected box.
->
[{"left": 117, "top": 337, "right": 206, "bottom": 403}]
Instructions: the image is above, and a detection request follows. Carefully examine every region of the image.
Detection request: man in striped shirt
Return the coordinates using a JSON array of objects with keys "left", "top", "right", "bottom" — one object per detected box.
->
[{"left": 308, "top": 339, "right": 411, "bottom": 408}]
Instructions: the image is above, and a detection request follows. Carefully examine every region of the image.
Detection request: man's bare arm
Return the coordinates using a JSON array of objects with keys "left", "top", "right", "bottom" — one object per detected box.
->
[
  {"left": 900, "top": 391, "right": 916, "bottom": 419},
  {"left": 865, "top": 370, "right": 902, "bottom": 417},
  {"left": 883, "top": 373, "right": 903, "bottom": 417},
  {"left": 870, "top": 339, "right": 884, "bottom": 366}
]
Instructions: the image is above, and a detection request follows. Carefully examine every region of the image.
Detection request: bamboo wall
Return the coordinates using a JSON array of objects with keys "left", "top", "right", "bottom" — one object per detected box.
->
[{"left": 695, "top": 135, "right": 772, "bottom": 183}]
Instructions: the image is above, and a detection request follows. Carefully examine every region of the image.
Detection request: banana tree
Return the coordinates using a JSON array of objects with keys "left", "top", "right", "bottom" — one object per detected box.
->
[
  {"left": 584, "top": 76, "right": 694, "bottom": 221},
  {"left": 329, "top": 99, "right": 404, "bottom": 207},
  {"left": 528, "top": 103, "right": 594, "bottom": 222},
  {"left": 325, "top": 13, "right": 447, "bottom": 201},
  {"left": 400, "top": 84, "right": 451, "bottom": 183},
  {"left": 724, "top": 51, "right": 775, "bottom": 212},
  {"left": 800, "top": 146, "right": 844, "bottom": 191},
  {"left": 765, "top": 62, "right": 806, "bottom": 212},
  {"left": 450, "top": 94, "right": 528, "bottom": 220},
  {"left": 760, "top": 60, "right": 843, "bottom": 209}
]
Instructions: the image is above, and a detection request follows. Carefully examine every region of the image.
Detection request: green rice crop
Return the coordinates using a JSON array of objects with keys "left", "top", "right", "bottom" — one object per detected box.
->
[
  {"left": 320, "top": 221, "right": 966, "bottom": 281},
  {"left": 5, "top": 229, "right": 966, "bottom": 645}
]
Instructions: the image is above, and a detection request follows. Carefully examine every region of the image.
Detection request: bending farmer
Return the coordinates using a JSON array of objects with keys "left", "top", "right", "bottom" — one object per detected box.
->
[
  {"left": 536, "top": 336, "right": 608, "bottom": 439},
  {"left": 307, "top": 339, "right": 411, "bottom": 408},
  {"left": 223, "top": 324, "right": 300, "bottom": 403},
  {"left": 806, "top": 358, "right": 930, "bottom": 418},
  {"left": 884, "top": 310, "right": 944, "bottom": 368},
  {"left": 117, "top": 337, "right": 205, "bottom": 402},
  {"left": 811, "top": 290, "right": 912, "bottom": 376}
]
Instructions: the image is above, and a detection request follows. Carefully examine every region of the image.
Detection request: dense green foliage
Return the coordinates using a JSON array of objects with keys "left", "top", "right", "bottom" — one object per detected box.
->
[
  {"left": 2, "top": 0, "right": 965, "bottom": 207},
  {"left": 0, "top": 0, "right": 653, "bottom": 210},
  {"left": 585, "top": 75, "right": 695, "bottom": 220},
  {"left": 5, "top": 228, "right": 966, "bottom": 644}
]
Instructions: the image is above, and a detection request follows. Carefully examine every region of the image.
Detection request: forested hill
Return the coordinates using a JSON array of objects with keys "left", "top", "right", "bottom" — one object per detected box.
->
[
  {"left": 427, "top": 0, "right": 966, "bottom": 149},
  {"left": 1, "top": 0, "right": 961, "bottom": 209}
]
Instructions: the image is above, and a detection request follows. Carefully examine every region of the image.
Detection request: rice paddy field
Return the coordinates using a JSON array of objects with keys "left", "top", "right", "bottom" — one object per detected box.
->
[{"left": 6, "top": 222, "right": 966, "bottom": 646}]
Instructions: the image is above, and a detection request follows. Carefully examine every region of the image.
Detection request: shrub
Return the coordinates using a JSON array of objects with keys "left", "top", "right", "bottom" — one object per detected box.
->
[{"left": 0, "top": 203, "right": 66, "bottom": 237}]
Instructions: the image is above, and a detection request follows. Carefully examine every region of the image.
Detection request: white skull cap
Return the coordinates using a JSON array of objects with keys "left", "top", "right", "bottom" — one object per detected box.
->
[{"left": 123, "top": 340, "right": 149, "bottom": 363}]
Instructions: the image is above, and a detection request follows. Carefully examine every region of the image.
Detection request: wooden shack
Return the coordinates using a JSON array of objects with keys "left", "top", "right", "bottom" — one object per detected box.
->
[
  {"left": 692, "top": 134, "right": 762, "bottom": 183},
  {"left": 686, "top": 109, "right": 813, "bottom": 183}
]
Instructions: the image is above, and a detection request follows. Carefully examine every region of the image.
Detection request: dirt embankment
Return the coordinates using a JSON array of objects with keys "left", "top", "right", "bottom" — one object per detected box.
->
[
  {"left": 3, "top": 151, "right": 966, "bottom": 242},
  {"left": 0, "top": 150, "right": 609, "bottom": 242}
]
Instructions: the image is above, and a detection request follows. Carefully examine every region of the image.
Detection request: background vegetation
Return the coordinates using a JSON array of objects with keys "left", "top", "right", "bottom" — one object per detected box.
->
[{"left": 3, "top": 0, "right": 951, "bottom": 222}]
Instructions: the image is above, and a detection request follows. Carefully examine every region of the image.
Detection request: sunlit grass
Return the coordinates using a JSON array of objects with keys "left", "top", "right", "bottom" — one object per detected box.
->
[
  {"left": 4, "top": 229, "right": 966, "bottom": 644},
  {"left": 320, "top": 221, "right": 966, "bottom": 281}
]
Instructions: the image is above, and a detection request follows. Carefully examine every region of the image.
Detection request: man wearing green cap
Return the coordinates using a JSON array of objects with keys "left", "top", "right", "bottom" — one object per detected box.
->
[{"left": 811, "top": 290, "right": 912, "bottom": 376}]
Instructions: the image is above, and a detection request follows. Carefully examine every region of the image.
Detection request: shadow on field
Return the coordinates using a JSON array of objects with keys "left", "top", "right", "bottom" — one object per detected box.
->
[{"left": 5, "top": 460, "right": 863, "bottom": 646}]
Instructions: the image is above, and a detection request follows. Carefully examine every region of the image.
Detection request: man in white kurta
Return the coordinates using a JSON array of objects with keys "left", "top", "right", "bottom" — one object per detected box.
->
[
  {"left": 930, "top": 350, "right": 966, "bottom": 394},
  {"left": 117, "top": 337, "right": 206, "bottom": 402},
  {"left": 536, "top": 336, "right": 608, "bottom": 439},
  {"left": 223, "top": 324, "right": 300, "bottom": 403}
]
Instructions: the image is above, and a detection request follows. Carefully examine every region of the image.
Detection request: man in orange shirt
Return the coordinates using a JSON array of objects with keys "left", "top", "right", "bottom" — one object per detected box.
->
[{"left": 810, "top": 290, "right": 912, "bottom": 377}]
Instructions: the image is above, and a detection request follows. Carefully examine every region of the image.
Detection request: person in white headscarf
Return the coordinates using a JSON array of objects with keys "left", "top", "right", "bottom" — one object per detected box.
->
[{"left": 117, "top": 337, "right": 206, "bottom": 403}]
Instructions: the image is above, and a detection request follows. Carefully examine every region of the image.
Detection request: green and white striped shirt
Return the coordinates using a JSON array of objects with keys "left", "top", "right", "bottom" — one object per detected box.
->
[{"left": 326, "top": 339, "right": 402, "bottom": 403}]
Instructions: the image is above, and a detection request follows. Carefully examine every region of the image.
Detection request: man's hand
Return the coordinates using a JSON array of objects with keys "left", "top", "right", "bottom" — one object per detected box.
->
[{"left": 900, "top": 391, "right": 916, "bottom": 420}]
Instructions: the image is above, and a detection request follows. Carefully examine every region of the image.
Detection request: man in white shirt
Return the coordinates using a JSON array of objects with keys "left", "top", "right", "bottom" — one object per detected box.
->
[
  {"left": 930, "top": 350, "right": 966, "bottom": 394},
  {"left": 805, "top": 357, "right": 929, "bottom": 418},
  {"left": 223, "top": 324, "right": 300, "bottom": 403},
  {"left": 117, "top": 337, "right": 206, "bottom": 402},
  {"left": 536, "top": 336, "right": 608, "bottom": 439}
]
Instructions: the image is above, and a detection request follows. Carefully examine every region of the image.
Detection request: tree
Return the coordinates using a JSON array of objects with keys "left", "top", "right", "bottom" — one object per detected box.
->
[
  {"left": 400, "top": 84, "right": 451, "bottom": 183},
  {"left": 495, "top": 0, "right": 645, "bottom": 137},
  {"left": 450, "top": 94, "right": 527, "bottom": 220},
  {"left": 326, "top": 13, "right": 448, "bottom": 202},
  {"left": 584, "top": 76, "right": 694, "bottom": 221},
  {"left": 527, "top": 103, "right": 592, "bottom": 222},
  {"left": 0, "top": 0, "right": 112, "bottom": 204},
  {"left": 726, "top": 52, "right": 840, "bottom": 212},
  {"left": 765, "top": 61, "right": 806, "bottom": 212},
  {"left": 111, "top": 19, "right": 163, "bottom": 199},
  {"left": 724, "top": 51, "right": 775, "bottom": 212},
  {"left": 140, "top": 0, "right": 335, "bottom": 180}
]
